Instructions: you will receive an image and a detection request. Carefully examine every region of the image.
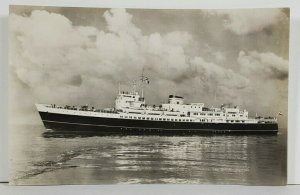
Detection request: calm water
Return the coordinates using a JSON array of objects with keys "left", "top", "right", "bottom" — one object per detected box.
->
[{"left": 10, "top": 124, "right": 287, "bottom": 185}]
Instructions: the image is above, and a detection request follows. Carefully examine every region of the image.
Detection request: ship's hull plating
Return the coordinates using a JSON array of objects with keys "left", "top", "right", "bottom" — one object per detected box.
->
[{"left": 38, "top": 112, "right": 278, "bottom": 135}]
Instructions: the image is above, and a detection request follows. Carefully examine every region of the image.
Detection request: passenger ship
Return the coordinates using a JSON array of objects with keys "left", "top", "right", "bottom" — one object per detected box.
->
[{"left": 36, "top": 75, "right": 279, "bottom": 135}]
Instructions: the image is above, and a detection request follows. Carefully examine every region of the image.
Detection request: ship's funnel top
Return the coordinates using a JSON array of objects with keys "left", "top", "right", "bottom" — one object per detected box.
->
[
  {"left": 168, "top": 95, "right": 183, "bottom": 99},
  {"left": 168, "top": 95, "right": 184, "bottom": 105}
]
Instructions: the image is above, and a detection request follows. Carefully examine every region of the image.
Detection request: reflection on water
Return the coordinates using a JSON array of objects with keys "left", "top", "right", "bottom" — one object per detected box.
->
[{"left": 10, "top": 125, "right": 286, "bottom": 185}]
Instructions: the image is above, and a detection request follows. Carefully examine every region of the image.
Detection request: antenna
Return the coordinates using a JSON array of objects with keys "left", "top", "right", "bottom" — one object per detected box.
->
[
  {"left": 132, "top": 80, "right": 137, "bottom": 94},
  {"left": 214, "top": 86, "right": 218, "bottom": 106},
  {"left": 214, "top": 90, "right": 217, "bottom": 104}
]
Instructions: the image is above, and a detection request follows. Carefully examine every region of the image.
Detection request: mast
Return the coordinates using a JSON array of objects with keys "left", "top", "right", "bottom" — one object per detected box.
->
[
  {"left": 140, "top": 67, "right": 149, "bottom": 98},
  {"left": 214, "top": 90, "right": 217, "bottom": 105},
  {"left": 141, "top": 68, "right": 144, "bottom": 98}
]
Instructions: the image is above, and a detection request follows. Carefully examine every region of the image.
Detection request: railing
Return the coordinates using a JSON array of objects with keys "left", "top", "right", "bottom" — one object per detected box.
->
[{"left": 47, "top": 104, "right": 118, "bottom": 114}]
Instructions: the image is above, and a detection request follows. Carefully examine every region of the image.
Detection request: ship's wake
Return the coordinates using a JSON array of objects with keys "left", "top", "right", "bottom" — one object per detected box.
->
[{"left": 14, "top": 148, "right": 95, "bottom": 181}]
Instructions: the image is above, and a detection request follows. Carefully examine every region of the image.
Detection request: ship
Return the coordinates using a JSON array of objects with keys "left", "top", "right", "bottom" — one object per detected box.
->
[{"left": 36, "top": 73, "right": 279, "bottom": 135}]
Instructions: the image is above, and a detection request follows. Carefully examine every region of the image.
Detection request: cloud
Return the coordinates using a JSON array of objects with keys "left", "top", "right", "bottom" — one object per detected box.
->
[
  {"left": 238, "top": 50, "right": 288, "bottom": 80},
  {"left": 164, "top": 31, "right": 192, "bottom": 47},
  {"left": 204, "top": 9, "right": 286, "bottom": 35},
  {"left": 190, "top": 56, "right": 249, "bottom": 98},
  {"left": 104, "top": 8, "right": 141, "bottom": 37},
  {"left": 214, "top": 51, "right": 226, "bottom": 63},
  {"left": 10, "top": 8, "right": 271, "bottom": 117}
]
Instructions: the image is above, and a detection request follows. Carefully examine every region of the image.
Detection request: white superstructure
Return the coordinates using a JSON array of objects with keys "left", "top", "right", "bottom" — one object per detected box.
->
[{"left": 112, "top": 91, "right": 270, "bottom": 124}]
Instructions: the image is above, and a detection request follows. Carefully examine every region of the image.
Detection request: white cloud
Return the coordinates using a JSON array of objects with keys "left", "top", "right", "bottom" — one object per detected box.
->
[
  {"left": 104, "top": 8, "right": 141, "bottom": 37},
  {"left": 10, "top": 8, "right": 262, "bottom": 114},
  {"left": 214, "top": 51, "right": 226, "bottom": 63},
  {"left": 205, "top": 9, "right": 285, "bottom": 35},
  {"left": 238, "top": 50, "right": 288, "bottom": 80},
  {"left": 164, "top": 31, "right": 192, "bottom": 47},
  {"left": 190, "top": 56, "right": 249, "bottom": 89}
]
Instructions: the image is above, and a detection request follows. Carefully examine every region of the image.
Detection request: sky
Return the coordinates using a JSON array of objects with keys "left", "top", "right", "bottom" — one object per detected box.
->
[{"left": 9, "top": 6, "right": 289, "bottom": 127}]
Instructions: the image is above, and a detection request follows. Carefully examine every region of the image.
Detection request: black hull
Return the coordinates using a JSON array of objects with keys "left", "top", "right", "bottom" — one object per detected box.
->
[{"left": 38, "top": 112, "right": 278, "bottom": 135}]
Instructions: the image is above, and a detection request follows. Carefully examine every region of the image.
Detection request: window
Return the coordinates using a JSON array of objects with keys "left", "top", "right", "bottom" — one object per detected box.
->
[{"left": 138, "top": 117, "right": 141, "bottom": 119}]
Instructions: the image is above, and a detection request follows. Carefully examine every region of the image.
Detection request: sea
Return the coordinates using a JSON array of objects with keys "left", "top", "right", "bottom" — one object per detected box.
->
[{"left": 10, "top": 124, "right": 287, "bottom": 185}]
